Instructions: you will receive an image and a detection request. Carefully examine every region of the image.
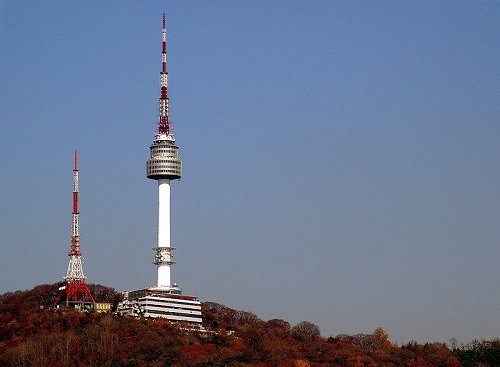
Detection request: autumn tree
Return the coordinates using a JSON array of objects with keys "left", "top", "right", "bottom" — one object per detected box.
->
[
  {"left": 291, "top": 321, "right": 321, "bottom": 343},
  {"left": 453, "top": 338, "right": 500, "bottom": 367}
]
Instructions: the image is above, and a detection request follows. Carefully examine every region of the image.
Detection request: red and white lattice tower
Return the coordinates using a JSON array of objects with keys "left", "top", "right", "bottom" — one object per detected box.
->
[{"left": 55, "top": 150, "right": 95, "bottom": 307}]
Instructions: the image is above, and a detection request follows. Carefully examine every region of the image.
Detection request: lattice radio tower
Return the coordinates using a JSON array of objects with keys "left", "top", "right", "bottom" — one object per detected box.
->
[{"left": 55, "top": 150, "right": 95, "bottom": 309}]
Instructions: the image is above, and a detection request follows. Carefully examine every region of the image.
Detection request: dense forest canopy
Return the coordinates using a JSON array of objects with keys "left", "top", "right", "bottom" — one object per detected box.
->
[{"left": 0, "top": 284, "right": 498, "bottom": 367}]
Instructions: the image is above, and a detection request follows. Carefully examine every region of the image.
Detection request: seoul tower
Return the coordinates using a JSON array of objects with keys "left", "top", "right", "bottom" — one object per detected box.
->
[
  {"left": 55, "top": 151, "right": 95, "bottom": 309},
  {"left": 117, "top": 13, "right": 202, "bottom": 324},
  {"left": 147, "top": 12, "right": 182, "bottom": 289}
]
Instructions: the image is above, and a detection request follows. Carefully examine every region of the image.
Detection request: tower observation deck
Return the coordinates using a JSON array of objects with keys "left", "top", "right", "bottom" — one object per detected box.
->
[{"left": 147, "top": 135, "right": 182, "bottom": 180}]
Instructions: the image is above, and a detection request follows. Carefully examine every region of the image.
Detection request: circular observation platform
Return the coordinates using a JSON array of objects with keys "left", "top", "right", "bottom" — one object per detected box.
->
[{"left": 147, "top": 133, "right": 182, "bottom": 180}]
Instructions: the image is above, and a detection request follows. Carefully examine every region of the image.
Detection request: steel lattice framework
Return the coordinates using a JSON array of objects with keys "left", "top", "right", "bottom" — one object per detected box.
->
[{"left": 55, "top": 151, "right": 95, "bottom": 308}]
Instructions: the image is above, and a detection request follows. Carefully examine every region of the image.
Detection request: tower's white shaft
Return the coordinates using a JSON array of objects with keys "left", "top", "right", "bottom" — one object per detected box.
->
[
  {"left": 158, "top": 179, "right": 171, "bottom": 247},
  {"left": 157, "top": 178, "right": 171, "bottom": 287}
]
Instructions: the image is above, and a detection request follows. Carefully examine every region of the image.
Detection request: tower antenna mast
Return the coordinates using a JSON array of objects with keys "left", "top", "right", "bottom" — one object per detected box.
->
[{"left": 159, "top": 12, "right": 170, "bottom": 135}]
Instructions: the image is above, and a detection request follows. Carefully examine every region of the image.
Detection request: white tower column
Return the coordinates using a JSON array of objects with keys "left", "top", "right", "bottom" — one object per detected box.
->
[
  {"left": 158, "top": 179, "right": 171, "bottom": 248},
  {"left": 157, "top": 179, "right": 172, "bottom": 288}
]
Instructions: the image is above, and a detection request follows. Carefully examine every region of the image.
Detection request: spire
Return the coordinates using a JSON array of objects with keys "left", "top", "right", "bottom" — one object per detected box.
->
[
  {"left": 159, "top": 12, "right": 170, "bottom": 135},
  {"left": 70, "top": 150, "right": 80, "bottom": 257}
]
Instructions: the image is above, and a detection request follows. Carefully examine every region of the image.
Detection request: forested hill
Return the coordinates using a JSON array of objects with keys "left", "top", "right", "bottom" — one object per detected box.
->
[{"left": 0, "top": 284, "right": 498, "bottom": 367}]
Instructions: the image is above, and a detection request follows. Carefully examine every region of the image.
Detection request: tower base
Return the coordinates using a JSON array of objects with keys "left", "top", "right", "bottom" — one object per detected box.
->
[
  {"left": 54, "top": 281, "right": 96, "bottom": 311},
  {"left": 117, "top": 287, "right": 203, "bottom": 325}
]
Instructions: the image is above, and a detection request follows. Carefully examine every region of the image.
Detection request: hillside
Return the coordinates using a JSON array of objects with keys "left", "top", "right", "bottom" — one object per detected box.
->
[{"left": 0, "top": 284, "right": 498, "bottom": 367}]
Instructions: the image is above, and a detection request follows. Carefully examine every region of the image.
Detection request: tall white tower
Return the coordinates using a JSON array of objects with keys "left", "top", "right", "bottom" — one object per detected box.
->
[
  {"left": 117, "top": 13, "right": 202, "bottom": 325},
  {"left": 146, "top": 13, "right": 182, "bottom": 289}
]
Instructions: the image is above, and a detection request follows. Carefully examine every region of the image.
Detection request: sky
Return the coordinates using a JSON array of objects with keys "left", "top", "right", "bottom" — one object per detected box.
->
[{"left": 1, "top": 1, "right": 499, "bottom": 344}]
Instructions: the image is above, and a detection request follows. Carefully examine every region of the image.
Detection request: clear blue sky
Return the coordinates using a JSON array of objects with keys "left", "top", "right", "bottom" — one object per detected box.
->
[{"left": 1, "top": 1, "right": 499, "bottom": 344}]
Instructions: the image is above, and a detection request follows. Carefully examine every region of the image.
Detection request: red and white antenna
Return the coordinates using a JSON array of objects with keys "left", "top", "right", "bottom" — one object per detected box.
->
[
  {"left": 70, "top": 150, "right": 81, "bottom": 257},
  {"left": 158, "top": 12, "right": 170, "bottom": 135},
  {"left": 55, "top": 150, "right": 95, "bottom": 307}
]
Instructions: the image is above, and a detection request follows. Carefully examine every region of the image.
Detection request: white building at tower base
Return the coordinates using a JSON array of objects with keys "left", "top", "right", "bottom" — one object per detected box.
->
[{"left": 117, "top": 287, "right": 203, "bottom": 325}]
